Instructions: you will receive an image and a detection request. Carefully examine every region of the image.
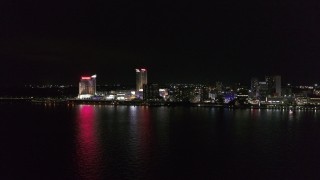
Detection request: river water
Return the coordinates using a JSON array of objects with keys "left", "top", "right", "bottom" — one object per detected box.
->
[{"left": 1, "top": 103, "right": 320, "bottom": 179}]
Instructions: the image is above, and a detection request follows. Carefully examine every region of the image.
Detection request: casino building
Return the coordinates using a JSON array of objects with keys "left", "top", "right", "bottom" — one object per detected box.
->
[{"left": 78, "top": 74, "right": 97, "bottom": 99}]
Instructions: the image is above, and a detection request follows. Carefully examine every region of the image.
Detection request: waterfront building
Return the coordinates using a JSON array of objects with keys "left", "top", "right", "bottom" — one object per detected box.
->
[
  {"left": 105, "top": 90, "right": 135, "bottom": 101},
  {"left": 143, "top": 84, "right": 160, "bottom": 101},
  {"left": 200, "top": 86, "right": 210, "bottom": 102},
  {"left": 159, "top": 88, "right": 169, "bottom": 100},
  {"left": 135, "top": 68, "right": 147, "bottom": 92},
  {"left": 250, "top": 77, "right": 259, "bottom": 98},
  {"left": 78, "top": 74, "right": 97, "bottom": 99},
  {"left": 265, "top": 75, "right": 281, "bottom": 97},
  {"left": 258, "top": 81, "right": 268, "bottom": 101},
  {"left": 308, "top": 95, "right": 320, "bottom": 105},
  {"left": 282, "top": 83, "right": 293, "bottom": 97},
  {"left": 168, "top": 84, "right": 195, "bottom": 102},
  {"left": 215, "top": 82, "right": 223, "bottom": 93},
  {"left": 266, "top": 97, "right": 284, "bottom": 105}
]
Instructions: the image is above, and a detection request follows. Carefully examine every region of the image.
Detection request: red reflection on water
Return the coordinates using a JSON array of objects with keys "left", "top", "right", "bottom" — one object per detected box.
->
[
  {"left": 138, "top": 107, "right": 154, "bottom": 165},
  {"left": 250, "top": 108, "right": 259, "bottom": 121},
  {"left": 76, "top": 105, "right": 101, "bottom": 180}
]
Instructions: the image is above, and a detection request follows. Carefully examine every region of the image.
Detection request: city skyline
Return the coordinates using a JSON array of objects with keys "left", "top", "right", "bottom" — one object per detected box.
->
[{"left": 69, "top": 70, "right": 320, "bottom": 106}]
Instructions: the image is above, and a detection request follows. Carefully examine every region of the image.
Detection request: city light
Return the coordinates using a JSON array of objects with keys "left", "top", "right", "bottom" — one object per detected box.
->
[{"left": 82, "top": 77, "right": 91, "bottom": 80}]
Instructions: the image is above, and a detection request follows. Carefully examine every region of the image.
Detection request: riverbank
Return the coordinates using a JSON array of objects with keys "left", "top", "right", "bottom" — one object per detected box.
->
[{"left": 1, "top": 97, "right": 319, "bottom": 110}]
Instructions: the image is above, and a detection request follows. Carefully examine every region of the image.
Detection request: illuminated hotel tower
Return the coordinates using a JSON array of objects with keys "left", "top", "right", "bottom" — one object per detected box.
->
[
  {"left": 78, "top": 74, "right": 97, "bottom": 99},
  {"left": 135, "top": 68, "right": 147, "bottom": 92}
]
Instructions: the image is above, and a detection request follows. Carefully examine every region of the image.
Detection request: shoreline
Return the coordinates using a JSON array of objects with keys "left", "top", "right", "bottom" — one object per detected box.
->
[{"left": 0, "top": 97, "right": 319, "bottom": 110}]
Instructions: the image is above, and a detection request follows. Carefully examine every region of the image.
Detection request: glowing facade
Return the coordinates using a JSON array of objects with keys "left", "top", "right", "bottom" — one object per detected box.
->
[
  {"left": 78, "top": 75, "right": 97, "bottom": 99},
  {"left": 135, "top": 68, "right": 147, "bottom": 92}
]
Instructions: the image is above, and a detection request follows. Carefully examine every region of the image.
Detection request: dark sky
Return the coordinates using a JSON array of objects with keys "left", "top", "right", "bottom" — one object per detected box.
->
[{"left": 0, "top": 0, "right": 319, "bottom": 86}]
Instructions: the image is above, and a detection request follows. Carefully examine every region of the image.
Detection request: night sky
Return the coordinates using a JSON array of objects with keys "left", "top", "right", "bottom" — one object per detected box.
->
[{"left": 1, "top": 0, "right": 319, "bottom": 86}]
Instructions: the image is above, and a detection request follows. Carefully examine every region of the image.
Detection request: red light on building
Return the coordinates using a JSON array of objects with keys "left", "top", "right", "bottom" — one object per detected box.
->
[
  {"left": 141, "top": 68, "right": 147, "bottom": 71},
  {"left": 81, "top": 77, "right": 91, "bottom": 80}
]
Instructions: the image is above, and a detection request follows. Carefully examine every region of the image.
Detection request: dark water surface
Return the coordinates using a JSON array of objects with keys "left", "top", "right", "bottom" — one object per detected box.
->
[{"left": 2, "top": 104, "right": 320, "bottom": 179}]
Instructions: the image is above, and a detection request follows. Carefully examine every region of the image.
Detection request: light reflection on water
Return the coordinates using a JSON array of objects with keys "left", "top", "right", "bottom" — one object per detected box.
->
[
  {"left": 4, "top": 103, "right": 320, "bottom": 180},
  {"left": 76, "top": 105, "right": 102, "bottom": 180},
  {"left": 72, "top": 105, "right": 320, "bottom": 179}
]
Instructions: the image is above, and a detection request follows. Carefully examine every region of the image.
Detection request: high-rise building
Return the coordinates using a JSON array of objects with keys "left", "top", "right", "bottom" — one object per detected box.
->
[
  {"left": 265, "top": 75, "right": 281, "bottom": 97},
  {"left": 168, "top": 85, "right": 194, "bottom": 102},
  {"left": 265, "top": 76, "right": 274, "bottom": 96},
  {"left": 274, "top": 76, "right": 281, "bottom": 96},
  {"left": 136, "top": 68, "right": 147, "bottom": 92},
  {"left": 143, "top": 84, "right": 160, "bottom": 101},
  {"left": 250, "top": 78, "right": 259, "bottom": 98},
  {"left": 200, "top": 86, "right": 210, "bottom": 102},
  {"left": 258, "top": 81, "right": 268, "bottom": 100},
  {"left": 78, "top": 74, "right": 97, "bottom": 99},
  {"left": 215, "top": 82, "right": 223, "bottom": 93}
]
